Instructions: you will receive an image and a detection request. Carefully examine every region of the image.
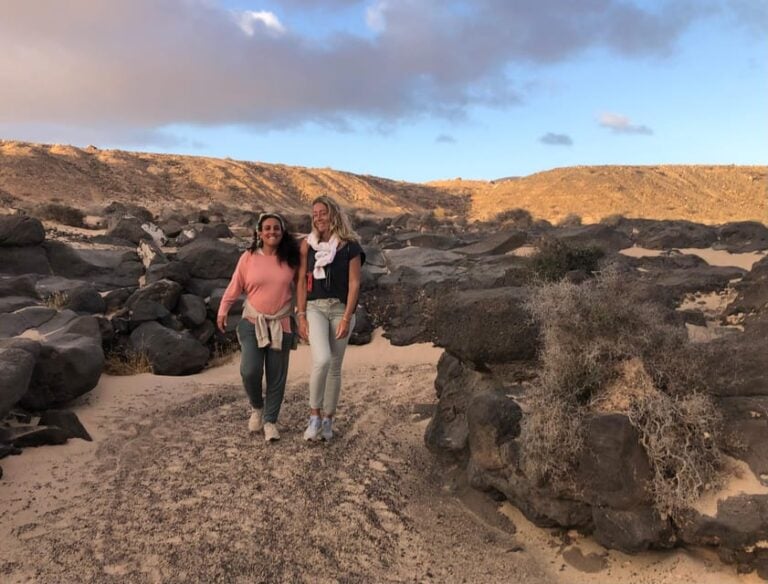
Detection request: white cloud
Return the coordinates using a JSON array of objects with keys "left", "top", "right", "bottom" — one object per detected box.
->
[
  {"left": 235, "top": 10, "right": 286, "bottom": 37},
  {"left": 598, "top": 113, "right": 653, "bottom": 135},
  {"left": 365, "top": 1, "right": 388, "bottom": 32}
]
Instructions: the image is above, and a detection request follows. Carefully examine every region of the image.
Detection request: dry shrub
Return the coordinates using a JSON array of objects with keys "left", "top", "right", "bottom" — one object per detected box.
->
[
  {"left": 520, "top": 270, "right": 723, "bottom": 515},
  {"left": 35, "top": 203, "right": 85, "bottom": 227},
  {"left": 628, "top": 391, "right": 721, "bottom": 516},
  {"left": 557, "top": 213, "right": 582, "bottom": 227},
  {"left": 529, "top": 238, "right": 604, "bottom": 282},
  {"left": 494, "top": 208, "right": 534, "bottom": 229},
  {"left": 600, "top": 213, "right": 626, "bottom": 227},
  {"left": 104, "top": 350, "right": 152, "bottom": 376}
]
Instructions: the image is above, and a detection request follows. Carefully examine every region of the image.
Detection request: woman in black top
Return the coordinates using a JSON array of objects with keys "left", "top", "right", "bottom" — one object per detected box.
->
[{"left": 297, "top": 195, "right": 364, "bottom": 441}]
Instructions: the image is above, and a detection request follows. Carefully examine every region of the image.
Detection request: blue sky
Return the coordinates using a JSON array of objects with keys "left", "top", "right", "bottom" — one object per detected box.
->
[{"left": 0, "top": 0, "right": 765, "bottom": 182}]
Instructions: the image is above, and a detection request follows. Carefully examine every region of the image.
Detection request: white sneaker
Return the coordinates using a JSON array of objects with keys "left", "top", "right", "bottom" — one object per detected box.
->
[
  {"left": 321, "top": 417, "right": 333, "bottom": 441},
  {"left": 248, "top": 409, "right": 263, "bottom": 433},
  {"left": 303, "top": 416, "right": 322, "bottom": 441},
  {"left": 264, "top": 422, "right": 280, "bottom": 442}
]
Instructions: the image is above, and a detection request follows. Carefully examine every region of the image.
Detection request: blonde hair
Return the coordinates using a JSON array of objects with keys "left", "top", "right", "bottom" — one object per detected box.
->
[{"left": 311, "top": 195, "right": 358, "bottom": 242}]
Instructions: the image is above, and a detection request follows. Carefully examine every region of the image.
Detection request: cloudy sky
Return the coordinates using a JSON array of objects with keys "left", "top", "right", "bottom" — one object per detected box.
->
[{"left": 1, "top": 0, "right": 765, "bottom": 181}]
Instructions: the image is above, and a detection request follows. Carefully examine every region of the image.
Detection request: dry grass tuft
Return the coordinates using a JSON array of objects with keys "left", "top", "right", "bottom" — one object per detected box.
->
[
  {"left": 206, "top": 341, "right": 240, "bottom": 369},
  {"left": 43, "top": 291, "right": 70, "bottom": 310},
  {"left": 520, "top": 270, "right": 724, "bottom": 516},
  {"left": 104, "top": 350, "right": 153, "bottom": 376}
]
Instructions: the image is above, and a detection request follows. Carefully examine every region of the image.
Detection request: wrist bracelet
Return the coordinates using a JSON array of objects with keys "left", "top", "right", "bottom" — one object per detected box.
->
[{"left": 296, "top": 311, "right": 306, "bottom": 316}]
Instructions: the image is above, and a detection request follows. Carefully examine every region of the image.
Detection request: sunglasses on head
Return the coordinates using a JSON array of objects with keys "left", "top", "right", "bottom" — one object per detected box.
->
[{"left": 257, "top": 213, "right": 285, "bottom": 231}]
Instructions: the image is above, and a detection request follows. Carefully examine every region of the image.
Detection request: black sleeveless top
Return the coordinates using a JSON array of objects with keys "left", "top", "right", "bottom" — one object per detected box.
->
[{"left": 307, "top": 241, "right": 365, "bottom": 305}]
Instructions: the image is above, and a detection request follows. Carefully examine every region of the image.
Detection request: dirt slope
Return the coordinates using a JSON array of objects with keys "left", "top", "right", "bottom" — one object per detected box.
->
[
  {"left": 432, "top": 165, "right": 768, "bottom": 224},
  {"left": 0, "top": 140, "right": 469, "bottom": 218},
  {"left": 1, "top": 140, "right": 765, "bottom": 224}
]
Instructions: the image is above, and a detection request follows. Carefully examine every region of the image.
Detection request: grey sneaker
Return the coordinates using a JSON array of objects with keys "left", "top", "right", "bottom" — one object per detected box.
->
[
  {"left": 264, "top": 422, "right": 280, "bottom": 442},
  {"left": 303, "top": 416, "right": 321, "bottom": 441},
  {"left": 321, "top": 417, "right": 333, "bottom": 441},
  {"left": 248, "top": 408, "right": 264, "bottom": 433}
]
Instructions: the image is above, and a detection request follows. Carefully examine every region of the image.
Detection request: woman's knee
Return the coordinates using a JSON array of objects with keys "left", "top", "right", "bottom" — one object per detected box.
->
[{"left": 312, "top": 354, "right": 332, "bottom": 372}]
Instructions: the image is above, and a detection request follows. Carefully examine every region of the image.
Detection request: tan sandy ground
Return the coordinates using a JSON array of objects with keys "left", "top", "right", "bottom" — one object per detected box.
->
[{"left": 0, "top": 332, "right": 765, "bottom": 583}]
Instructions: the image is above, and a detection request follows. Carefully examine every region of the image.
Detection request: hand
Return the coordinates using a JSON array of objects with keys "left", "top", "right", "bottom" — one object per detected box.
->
[
  {"left": 298, "top": 316, "right": 309, "bottom": 341},
  {"left": 335, "top": 317, "right": 351, "bottom": 340},
  {"left": 216, "top": 314, "right": 227, "bottom": 332}
]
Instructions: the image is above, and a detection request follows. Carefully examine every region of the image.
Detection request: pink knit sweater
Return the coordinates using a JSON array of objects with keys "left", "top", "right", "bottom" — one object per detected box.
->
[{"left": 218, "top": 251, "right": 296, "bottom": 332}]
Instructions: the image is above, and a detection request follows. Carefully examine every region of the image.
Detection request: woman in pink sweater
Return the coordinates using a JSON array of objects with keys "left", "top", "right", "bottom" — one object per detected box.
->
[{"left": 217, "top": 213, "right": 300, "bottom": 442}]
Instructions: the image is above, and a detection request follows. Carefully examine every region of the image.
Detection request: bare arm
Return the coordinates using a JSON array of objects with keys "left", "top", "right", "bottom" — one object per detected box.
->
[
  {"left": 297, "top": 239, "right": 309, "bottom": 340},
  {"left": 335, "top": 254, "right": 361, "bottom": 340},
  {"left": 216, "top": 252, "right": 246, "bottom": 332}
]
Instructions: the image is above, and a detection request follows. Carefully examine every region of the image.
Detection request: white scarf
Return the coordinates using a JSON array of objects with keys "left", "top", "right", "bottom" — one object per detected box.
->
[{"left": 307, "top": 232, "right": 339, "bottom": 280}]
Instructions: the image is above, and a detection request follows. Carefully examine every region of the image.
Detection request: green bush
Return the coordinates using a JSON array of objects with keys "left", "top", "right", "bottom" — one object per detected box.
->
[
  {"left": 529, "top": 239, "right": 605, "bottom": 282},
  {"left": 520, "top": 271, "right": 723, "bottom": 516}
]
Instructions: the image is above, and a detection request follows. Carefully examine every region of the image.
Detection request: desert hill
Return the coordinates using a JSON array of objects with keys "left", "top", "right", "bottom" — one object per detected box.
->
[
  {"left": 0, "top": 140, "right": 469, "bottom": 218},
  {"left": 431, "top": 165, "right": 768, "bottom": 224},
  {"left": 1, "top": 140, "right": 765, "bottom": 224}
]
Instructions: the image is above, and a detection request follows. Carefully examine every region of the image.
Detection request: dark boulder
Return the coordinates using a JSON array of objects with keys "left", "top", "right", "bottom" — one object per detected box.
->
[
  {"left": 20, "top": 313, "right": 104, "bottom": 410},
  {"left": 425, "top": 352, "right": 501, "bottom": 457},
  {"left": 433, "top": 287, "right": 536, "bottom": 366},
  {"left": 454, "top": 230, "right": 528, "bottom": 256},
  {"left": 60, "top": 284, "right": 106, "bottom": 315},
  {"left": 0, "top": 215, "right": 45, "bottom": 246},
  {"left": 0, "top": 425, "right": 69, "bottom": 447},
  {"left": 126, "top": 279, "right": 182, "bottom": 312},
  {"left": 727, "top": 255, "right": 768, "bottom": 319},
  {"left": 0, "top": 246, "right": 52, "bottom": 275},
  {"left": 550, "top": 224, "right": 633, "bottom": 254},
  {"left": 716, "top": 222, "right": 768, "bottom": 253},
  {"left": 44, "top": 241, "right": 143, "bottom": 289},
  {"left": 176, "top": 239, "right": 240, "bottom": 280},
  {"left": 466, "top": 390, "right": 523, "bottom": 472},
  {"left": 176, "top": 294, "right": 207, "bottom": 328},
  {"left": 0, "top": 306, "right": 58, "bottom": 338},
  {"left": 349, "top": 305, "right": 374, "bottom": 346},
  {"left": 38, "top": 409, "right": 92, "bottom": 441},
  {"left": 576, "top": 414, "right": 653, "bottom": 510},
  {"left": 146, "top": 260, "right": 191, "bottom": 287},
  {"left": 130, "top": 322, "right": 209, "bottom": 376},
  {"left": 106, "top": 216, "right": 151, "bottom": 245},
  {"left": 631, "top": 220, "right": 717, "bottom": 249},
  {"left": 0, "top": 338, "right": 40, "bottom": 418},
  {"left": 591, "top": 507, "right": 674, "bottom": 554}
]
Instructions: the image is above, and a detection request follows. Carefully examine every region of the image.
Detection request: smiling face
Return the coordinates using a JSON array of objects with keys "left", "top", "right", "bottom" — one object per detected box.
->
[
  {"left": 312, "top": 202, "right": 331, "bottom": 238},
  {"left": 258, "top": 217, "right": 284, "bottom": 250}
]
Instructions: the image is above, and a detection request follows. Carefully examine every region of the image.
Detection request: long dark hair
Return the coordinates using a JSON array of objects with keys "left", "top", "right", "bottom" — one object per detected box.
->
[{"left": 249, "top": 212, "right": 300, "bottom": 269}]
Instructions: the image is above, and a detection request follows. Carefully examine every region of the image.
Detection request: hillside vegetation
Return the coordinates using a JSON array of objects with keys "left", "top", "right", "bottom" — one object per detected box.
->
[{"left": 1, "top": 140, "right": 765, "bottom": 224}]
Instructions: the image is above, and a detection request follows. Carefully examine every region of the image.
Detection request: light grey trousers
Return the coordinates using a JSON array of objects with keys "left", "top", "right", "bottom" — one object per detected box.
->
[{"left": 307, "top": 298, "right": 356, "bottom": 416}]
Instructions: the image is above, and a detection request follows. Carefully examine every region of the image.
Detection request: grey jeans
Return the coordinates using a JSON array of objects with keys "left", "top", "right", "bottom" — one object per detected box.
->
[
  {"left": 307, "top": 298, "right": 355, "bottom": 416},
  {"left": 236, "top": 319, "right": 293, "bottom": 423}
]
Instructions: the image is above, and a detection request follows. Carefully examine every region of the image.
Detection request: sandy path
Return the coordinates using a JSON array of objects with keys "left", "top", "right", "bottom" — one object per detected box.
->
[{"left": 0, "top": 333, "right": 761, "bottom": 583}]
